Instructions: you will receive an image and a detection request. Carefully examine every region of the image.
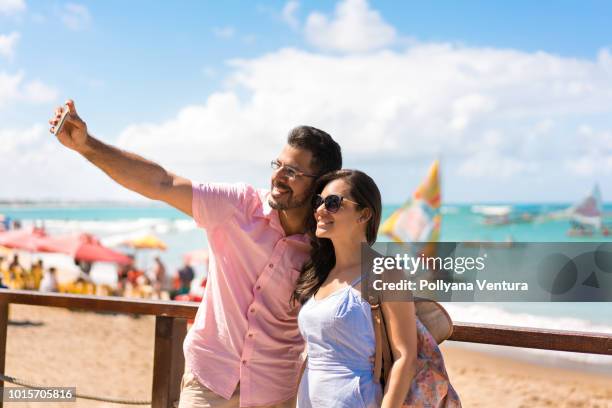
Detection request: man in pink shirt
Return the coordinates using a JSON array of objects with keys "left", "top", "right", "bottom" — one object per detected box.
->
[{"left": 49, "top": 100, "right": 342, "bottom": 407}]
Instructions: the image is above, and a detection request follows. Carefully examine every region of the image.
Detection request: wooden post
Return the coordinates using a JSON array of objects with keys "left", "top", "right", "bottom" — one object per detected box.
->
[
  {"left": 152, "top": 316, "right": 187, "bottom": 408},
  {"left": 0, "top": 300, "right": 9, "bottom": 408}
]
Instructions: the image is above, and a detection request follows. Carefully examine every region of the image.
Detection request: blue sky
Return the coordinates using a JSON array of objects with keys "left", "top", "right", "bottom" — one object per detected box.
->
[{"left": 1, "top": 0, "right": 612, "bottom": 203}]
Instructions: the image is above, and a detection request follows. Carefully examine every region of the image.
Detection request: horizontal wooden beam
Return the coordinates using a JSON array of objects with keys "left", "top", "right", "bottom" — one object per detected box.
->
[
  {"left": 2, "top": 290, "right": 611, "bottom": 356},
  {"left": 450, "top": 321, "right": 612, "bottom": 355},
  {"left": 0, "top": 289, "right": 197, "bottom": 318}
]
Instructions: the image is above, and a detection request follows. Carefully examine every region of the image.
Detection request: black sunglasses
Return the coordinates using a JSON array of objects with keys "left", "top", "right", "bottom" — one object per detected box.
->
[{"left": 313, "top": 194, "right": 360, "bottom": 213}]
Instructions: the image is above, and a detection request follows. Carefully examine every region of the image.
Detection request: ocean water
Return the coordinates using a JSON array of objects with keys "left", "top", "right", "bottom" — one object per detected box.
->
[{"left": 2, "top": 202, "right": 612, "bottom": 369}]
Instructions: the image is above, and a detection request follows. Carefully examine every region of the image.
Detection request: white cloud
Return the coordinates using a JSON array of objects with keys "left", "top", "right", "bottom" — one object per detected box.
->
[
  {"left": 4, "top": 0, "right": 612, "bottom": 201},
  {"left": 61, "top": 3, "right": 92, "bottom": 31},
  {"left": 304, "top": 0, "right": 396, "bottom": 53},
  {"left": 563, "top": 127, "right": 612, "bottom": 176},
  {"left": 458, "top": 152, "right": 537, "bottom": 179},
  {"left": 22, "top": 79, "right": 59, "bottom": 103},
  {"left": 564, "top": 155, "right": 612, "bottom": 177},
  {"left": 108, "top": 44, "right": 612, "bottom": 195},
  {"left": 533, "top": 119, "right": 554, "bottom": 134},
  {"left": 0, "top": 71, "right": 58, "bottom": 108},
  {"left": 450, "top": 93, "right": 496, "bottom": 131},
  {"left": 0, "top": 124, "right": 141, "bottom": 201},
  {"left": 0, "top": 124, "right": 44, "bottom": 155},
  {"left": 0, "top": 0, "right": 25, "bottom": 15},
  {"left": 0, "top": 31, "right": 19, "bottom": 60},
  {"left": 212, "top": 26, "right": 235, "bottom": 39},
  {"left": 282, "top": 0, "right": 300, "bottom": 30}
]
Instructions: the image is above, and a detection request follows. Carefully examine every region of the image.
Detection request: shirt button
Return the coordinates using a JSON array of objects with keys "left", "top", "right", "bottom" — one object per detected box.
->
[
  {"left": 248, "top": 333, "right": 254, "bottom": 338},
  {"left": 268, "top": 263, "right": 274, "bottom": 268},
  {"left": 242, "top": 359, "right": 247, "bottom": 365},
  {"left": 250, "top": 308, "right": 255, "bottom": 313},
  {"left": 256, "top": 285, "right": 261, "bottom": 290}
]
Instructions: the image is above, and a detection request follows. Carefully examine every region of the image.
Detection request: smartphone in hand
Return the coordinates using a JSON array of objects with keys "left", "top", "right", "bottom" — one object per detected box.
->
[{"left": 53, "top": 106, "right": 70, "bottom": 135}]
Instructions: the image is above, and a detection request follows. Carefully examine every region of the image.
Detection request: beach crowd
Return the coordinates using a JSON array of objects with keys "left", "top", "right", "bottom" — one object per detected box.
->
[{"left": 0, "top": 252, "right": 198, "bottom": 300}]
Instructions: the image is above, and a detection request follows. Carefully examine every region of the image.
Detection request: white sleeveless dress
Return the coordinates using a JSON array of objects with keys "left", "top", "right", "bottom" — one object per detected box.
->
[{"left": 297, "top": 277, "right": 383, "bottom": 408}]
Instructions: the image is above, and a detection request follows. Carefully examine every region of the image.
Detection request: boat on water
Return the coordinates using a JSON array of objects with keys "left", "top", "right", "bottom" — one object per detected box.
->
[
  {"left": 472, "top": 205, "right": 536, "bottom": 226},
  {"left": 564, "top": 184, "right": 611, "bottom": 237}
]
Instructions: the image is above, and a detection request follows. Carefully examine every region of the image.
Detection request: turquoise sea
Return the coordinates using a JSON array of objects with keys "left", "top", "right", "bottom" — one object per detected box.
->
[{"left": 2, "top": 202, "right": 612, "bottom": 369}]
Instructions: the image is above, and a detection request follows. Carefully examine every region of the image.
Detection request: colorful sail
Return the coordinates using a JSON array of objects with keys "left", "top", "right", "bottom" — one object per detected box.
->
[
  {"left": 569, "top": 184, "right": 603, "bottom": 229},
  {"left": 380, "top": 159, "right": 441, "bottom": 244}
]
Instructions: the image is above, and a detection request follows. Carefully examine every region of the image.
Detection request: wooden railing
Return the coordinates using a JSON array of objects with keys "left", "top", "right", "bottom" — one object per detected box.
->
[
  {"left": 0, "top": 289, "right": 194, "bottom": 408},
  {"left": 1, "top": 289, "right": 611, "bottom": 407}
]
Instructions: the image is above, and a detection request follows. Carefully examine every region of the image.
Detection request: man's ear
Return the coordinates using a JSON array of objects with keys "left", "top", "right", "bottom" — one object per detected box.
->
[{"left": 359, "top": 207, "right": 372, "bottom": 223}]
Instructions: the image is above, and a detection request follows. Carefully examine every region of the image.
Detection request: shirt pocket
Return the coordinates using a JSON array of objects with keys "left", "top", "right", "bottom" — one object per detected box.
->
[{"left": 266, "top": 267, "right": 302, "bottom": 320}]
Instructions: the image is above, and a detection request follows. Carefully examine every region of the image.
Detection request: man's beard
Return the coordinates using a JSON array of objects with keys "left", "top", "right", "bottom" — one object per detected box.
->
[
  {"left": 269, "top": 181, "right": 312, "bottom": 210},
  {"left": 268, "top": 193, "right": 310, "bottom": 210}
]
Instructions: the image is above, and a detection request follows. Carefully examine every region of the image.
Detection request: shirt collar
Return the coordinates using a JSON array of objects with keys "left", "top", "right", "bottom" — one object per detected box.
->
[
  {"left": 261, "top": 190, "right": 310, "bottom": 243},
  {"left": 261, "top": 191, "right": 285, "bottom": 235}
]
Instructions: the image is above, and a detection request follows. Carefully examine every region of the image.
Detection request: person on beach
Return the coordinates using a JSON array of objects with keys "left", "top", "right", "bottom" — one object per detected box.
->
[
  {"left": 151, "top": 256, "right": 167, "bottom": 293},
  {"left": 172, "top": 261, "right": 195, "bottom": 299},
  {"left": 8, "top": 254, "right": 25, "bottom": 289},
  {"left": 292, "top": 169, "right": 418, "bottom": 408},
  {"left": 30, "top": 259, "right": 44, "bottom": 290},
  {"left": 39, "top": 267, "right": 59, "bottom": 293},
  {"left": 48, "top": 100, "right": 342, "bottom": 408},
  {"left": 0, "top": 257, "right": 8, "bottom": 289}
]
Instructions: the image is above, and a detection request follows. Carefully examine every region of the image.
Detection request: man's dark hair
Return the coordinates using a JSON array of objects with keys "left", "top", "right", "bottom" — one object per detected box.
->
[{"left": 287, "top": 126, "right": 342, "bottom": 175}]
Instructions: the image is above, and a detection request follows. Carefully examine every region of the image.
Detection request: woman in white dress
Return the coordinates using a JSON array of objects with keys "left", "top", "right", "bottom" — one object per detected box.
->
[{"left": 293, "top": 169, "right": 417, "bottom": 408}]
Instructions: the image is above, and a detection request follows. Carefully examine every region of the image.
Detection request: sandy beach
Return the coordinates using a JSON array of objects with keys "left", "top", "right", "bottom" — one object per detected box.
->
[
  {"left": 3, "top": 304, "right": 612, "bottom": 408},
  {"left": 440, "top": 344, "right": 612, "bottom": 407}
]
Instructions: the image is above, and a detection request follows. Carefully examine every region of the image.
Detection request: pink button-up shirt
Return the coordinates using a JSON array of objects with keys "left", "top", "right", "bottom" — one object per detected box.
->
[{"left": 184, "top": 182, "right": 310, "bottom": 407}]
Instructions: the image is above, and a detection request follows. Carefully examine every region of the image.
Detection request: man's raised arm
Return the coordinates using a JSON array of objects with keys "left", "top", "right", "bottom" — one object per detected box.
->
[{"left": 49, "top": 100, "right": 193, "bottom": 217}]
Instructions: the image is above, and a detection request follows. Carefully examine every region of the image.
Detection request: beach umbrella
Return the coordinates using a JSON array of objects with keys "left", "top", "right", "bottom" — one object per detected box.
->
[
  {"left": 183, "top": 249, "right": 209, "bottom": 266},
  {"left": 123, "top": 234, "right": 167, "bottom": 250},
  {"left": 120, "top": 234, "right": 167, "bottom": 272},
  {"left": 39, "top": 233, "right": 132, "bottom": 265},
  {"left": 0, "top": 228, "right": 48, "bottom": 252}
]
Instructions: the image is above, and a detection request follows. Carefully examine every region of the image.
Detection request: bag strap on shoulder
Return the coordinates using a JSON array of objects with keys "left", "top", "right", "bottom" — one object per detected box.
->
[{"left": 370, "top": 301, "right": 384, "bottom": 383}]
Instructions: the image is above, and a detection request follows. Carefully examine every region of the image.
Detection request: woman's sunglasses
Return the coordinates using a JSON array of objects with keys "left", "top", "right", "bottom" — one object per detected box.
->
[{"left": 313, "top": 194, "right": 360, "bottom": 213}]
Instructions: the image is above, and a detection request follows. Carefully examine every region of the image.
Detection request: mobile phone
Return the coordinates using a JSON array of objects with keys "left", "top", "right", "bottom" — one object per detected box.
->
[{"left": 54, "top": 106, "right": 70, "bottom": 135}]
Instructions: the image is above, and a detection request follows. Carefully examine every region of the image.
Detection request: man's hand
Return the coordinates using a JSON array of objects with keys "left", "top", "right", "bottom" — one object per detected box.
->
[
  {"left": 46, "top": 99, "right": 193, "bottom": 216},
  {"left": 49, "top": 99, "right": 89, "bottom": 153}
]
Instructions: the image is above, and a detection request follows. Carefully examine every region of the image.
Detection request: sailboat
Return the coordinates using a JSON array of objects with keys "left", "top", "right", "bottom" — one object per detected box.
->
[
  {"left": 567, "top": 184, "right": 604, "bottom": 237},
  {"left": 380, "top": 159, "right": 441, "bottom": 255}
]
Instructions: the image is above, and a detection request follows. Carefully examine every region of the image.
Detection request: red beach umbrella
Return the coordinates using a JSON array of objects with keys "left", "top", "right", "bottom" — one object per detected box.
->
[
  {"left": 0, "top": 228, "right": 48, "bottom": 252},
  {"left": 39, "top": 233, "right": 132, "bottom": 265}
]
